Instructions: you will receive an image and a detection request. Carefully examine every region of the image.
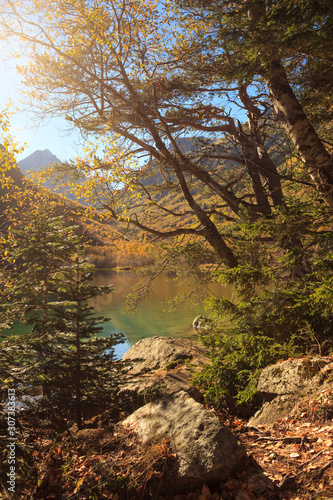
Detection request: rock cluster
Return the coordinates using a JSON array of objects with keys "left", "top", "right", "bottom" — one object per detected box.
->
[
  {"left": 119, "top": 339, "right": 333, "bottom": 493},
  {"left": 119, "top": 336, "right": 248, "bottom": 493}
]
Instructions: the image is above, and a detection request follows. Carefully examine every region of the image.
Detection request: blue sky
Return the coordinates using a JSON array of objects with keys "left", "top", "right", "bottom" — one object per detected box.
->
[{"left": 0, "top": 58, "right": 82, "bottom": 162}]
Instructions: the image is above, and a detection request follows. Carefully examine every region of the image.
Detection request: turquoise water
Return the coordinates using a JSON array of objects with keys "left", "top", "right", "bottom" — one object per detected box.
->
[{"left": 1, "top": 271, "right": 230, "bottom": 358}]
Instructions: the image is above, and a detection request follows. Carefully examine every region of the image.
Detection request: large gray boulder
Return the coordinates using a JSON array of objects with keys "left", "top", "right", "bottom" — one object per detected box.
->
[
  {"left": 257, "top": 357, "right": 333, "bottom": 397},
  {"left": 121, "top": 390, "right": 248, "bottom": 493}
]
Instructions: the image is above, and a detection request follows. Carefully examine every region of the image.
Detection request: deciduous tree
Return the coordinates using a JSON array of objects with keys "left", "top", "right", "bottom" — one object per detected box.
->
[
  {"left": 0, "top": 0, "right": 331, "bottom": 276},
  {"left": 0, "top": 0, "right": 309, "bottom": 267}
]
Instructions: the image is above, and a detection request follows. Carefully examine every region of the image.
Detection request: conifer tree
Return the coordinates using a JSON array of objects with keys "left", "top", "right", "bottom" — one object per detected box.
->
[
  {"left": 47, "top": 253, "right": 124, "bottom": 429},
  {"left": 0, "top": 197, "right": 125, "bottom": 428}
]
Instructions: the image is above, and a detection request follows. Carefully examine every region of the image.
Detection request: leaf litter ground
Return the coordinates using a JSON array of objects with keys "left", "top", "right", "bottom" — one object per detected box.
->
[{"left": 13, "top": 388, "right": 333, "bottom": 499}]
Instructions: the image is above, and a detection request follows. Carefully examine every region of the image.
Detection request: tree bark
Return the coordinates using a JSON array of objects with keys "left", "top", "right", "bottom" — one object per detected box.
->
[
  {"left": 263, "top": 59, "right": 333, "bottom": 208},
  {"left": 238, "top": 84, "right": 284, "bottom": 207},
  {"left": 173, "top": 161, "right": 239, "bottom": 268}
]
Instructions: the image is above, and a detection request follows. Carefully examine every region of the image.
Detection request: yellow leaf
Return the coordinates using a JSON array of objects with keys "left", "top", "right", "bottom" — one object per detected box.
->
[{"left": 74, "top": 477, "right": 85, "bottom": 493}]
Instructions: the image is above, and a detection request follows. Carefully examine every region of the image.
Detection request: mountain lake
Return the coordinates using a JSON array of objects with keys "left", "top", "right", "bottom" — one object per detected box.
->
[{"left": 1, "top": 270, "right": 231, "bottom": 358}]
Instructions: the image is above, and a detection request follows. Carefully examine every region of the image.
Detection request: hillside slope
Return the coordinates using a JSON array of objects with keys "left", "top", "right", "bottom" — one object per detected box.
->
[{"left": 1, "top": 146, "right": 127, "bottom": 259}]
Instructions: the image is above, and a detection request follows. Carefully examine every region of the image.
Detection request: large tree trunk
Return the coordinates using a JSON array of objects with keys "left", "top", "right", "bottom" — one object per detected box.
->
[{"left": 263, "top": 59, "right": 333, "bottom": 208}]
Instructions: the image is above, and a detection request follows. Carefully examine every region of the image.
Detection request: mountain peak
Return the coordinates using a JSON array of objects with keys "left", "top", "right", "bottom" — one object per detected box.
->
[{"left": 18, "top": 149, "right": 61, "bottom": 175}]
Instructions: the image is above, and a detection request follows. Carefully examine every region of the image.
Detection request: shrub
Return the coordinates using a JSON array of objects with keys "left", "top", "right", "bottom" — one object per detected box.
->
[{"left": 194, "top": 201, "right": 333, "bottom": 409}]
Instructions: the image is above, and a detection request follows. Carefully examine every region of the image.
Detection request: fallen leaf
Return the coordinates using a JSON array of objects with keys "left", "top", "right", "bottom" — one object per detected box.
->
[
  {"left": 73, "top": 477, "right": 85, "bottom": 494},
  {"left": 102, "top": 490, "right": 112, "bottom": 498}
]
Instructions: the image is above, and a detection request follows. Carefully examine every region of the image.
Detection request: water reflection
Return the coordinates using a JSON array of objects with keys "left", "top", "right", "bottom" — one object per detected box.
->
[
  {"left": 89, "top": 271, "right": 230, "bottom": 358},
  {"left": 1, "top": 271, "right": 230, "bottom": 359}
]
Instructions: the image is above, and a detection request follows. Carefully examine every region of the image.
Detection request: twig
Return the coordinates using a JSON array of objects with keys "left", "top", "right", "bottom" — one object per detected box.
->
[
  {"left": 254, "top": 436, "right": 282, "bottom": 442},
  {"left": 312, "top": 459, "right": 333, "bottom": 480},
  {"left": 241, "top": 425, "right": 266, "bottom": 434},
  {"left": 296, "top": 450, "right": 324, "bottom": 470},
  {"left": 254, "top": 435, "right": 308, "bottom": 444}
]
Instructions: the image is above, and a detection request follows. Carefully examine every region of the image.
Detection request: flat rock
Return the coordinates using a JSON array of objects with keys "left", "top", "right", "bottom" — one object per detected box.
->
[
  {"left": 119, "top": 367, "right": 203, "bottom": 403},
  {"left": 122, "top": 336, "right": 208, "bottom": 373},
  {"left": 120, "top": 337, "right": 208, "bottom": 407},
  {"left": 120, "top": 390, "right": 248, "bottom": 493}
]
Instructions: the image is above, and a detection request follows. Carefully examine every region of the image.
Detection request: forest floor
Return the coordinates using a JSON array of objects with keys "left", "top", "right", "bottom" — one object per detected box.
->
[
  {"left": 217, "top": 415, "right": 333, "bottom": 499},
  {"left": 13, "top": 389, "right": 333, "bottom": 499}
]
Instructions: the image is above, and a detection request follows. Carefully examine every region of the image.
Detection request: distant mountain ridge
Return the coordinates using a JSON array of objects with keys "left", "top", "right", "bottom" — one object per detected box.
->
[
  {"left": 18, "top": 149, "right": 61, "bottom": 175},
  {"left": 18, "top": 149, "right": 84, "bottom": 203},
  {"left": 0, "top": 146, "right": 125, "bottom": 253}
]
